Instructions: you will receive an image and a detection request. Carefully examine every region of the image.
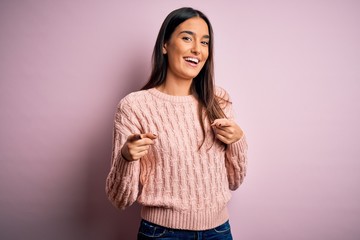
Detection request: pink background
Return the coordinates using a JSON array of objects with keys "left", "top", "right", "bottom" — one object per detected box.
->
[{"left": 1, "top": 0, "right": 359, "bottom": 239}]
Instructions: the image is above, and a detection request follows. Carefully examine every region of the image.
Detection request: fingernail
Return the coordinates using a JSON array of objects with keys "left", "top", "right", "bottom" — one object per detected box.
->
[{"left": 153, "top": 133, "right": 157, "bottom": 137}]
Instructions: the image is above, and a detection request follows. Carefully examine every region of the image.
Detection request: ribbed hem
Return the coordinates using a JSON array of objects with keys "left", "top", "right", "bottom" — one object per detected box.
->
[
  {"left": 147, "top": 88, "right": 197, "bottom": 103},
  {"left": 140, "top": 206, "right": 229, "bottom": 231}
]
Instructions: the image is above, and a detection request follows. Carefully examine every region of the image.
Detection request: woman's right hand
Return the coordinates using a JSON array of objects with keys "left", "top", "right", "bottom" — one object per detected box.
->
[{"left": 121, "top": 133, "right": 157, "bottom": 161}]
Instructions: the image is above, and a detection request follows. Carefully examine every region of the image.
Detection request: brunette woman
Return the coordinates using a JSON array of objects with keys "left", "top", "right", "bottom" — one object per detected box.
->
[{"left": 106, "top": 7, "right": 248, "bottom": 240}]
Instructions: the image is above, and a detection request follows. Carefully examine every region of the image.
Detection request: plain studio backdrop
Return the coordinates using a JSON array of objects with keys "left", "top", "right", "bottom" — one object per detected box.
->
[{"left": 0, "top": 0, "right": 359, "bottom": 239}]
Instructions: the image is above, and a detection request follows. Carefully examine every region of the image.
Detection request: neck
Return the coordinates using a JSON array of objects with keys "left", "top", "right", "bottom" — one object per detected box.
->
[{"left": 157, "top": 77, "right": 193, "bottom": 96}]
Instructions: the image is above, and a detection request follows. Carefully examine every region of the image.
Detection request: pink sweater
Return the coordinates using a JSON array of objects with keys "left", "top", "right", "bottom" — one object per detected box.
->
[{"left": 106, "top": 87, "right": 248, "bottom": 230}]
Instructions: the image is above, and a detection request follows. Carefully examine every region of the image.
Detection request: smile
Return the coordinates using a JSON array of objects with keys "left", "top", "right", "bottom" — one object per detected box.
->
[{"left": 184, "top": 57, "right": 200, "bottom": 64}]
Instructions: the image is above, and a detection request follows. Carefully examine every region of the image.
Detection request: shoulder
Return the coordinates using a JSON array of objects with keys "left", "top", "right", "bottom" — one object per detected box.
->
[
  {"left": 115, "top": 89, "right": 151, "bottom": 115},
  {"left": 120, "top": 90, "right": 149, "bottom": 105},
  {"left": 117, "top": 89, "right": 153, "bottom": 109}
]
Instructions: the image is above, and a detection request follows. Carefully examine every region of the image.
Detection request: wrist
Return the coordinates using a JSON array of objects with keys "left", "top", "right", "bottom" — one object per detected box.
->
[{"left": 121, "top": 147, "right": 135, "bottom": 162}]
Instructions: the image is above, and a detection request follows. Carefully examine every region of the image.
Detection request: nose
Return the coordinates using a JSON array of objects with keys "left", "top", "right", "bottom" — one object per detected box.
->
[{"left": 191, "top": 41, "right": 200, "bottom": 55}]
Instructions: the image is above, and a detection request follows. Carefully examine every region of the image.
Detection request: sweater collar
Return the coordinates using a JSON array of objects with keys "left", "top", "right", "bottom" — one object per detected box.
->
[{"left": 148, "top": 88, "right": 197, "bottom": 103}]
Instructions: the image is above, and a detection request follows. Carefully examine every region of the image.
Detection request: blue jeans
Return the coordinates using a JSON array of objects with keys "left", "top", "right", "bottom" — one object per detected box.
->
[{"left": 137, "top": 219, "right": 233, "bottom": 240}]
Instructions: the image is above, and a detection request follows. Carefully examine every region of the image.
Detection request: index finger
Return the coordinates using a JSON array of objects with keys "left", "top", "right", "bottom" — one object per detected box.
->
[
  {"left": 141, "top": 133, "right": 157, "bottom": 140},
  {"left": 212, "top": 119, "right": 231, "bottom": 128},
  {"left": 128, "top": 134, "right": 142, "bottom": 142}
]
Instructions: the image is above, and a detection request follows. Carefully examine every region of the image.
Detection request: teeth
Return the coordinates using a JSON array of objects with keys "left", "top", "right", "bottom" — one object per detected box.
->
[{"left": 184, "top": 57, "right": 199, "bottom": 64}]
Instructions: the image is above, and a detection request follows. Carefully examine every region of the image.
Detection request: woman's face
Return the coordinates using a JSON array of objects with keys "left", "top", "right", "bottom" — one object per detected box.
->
[{"left": 163, "top": 17, "right": 210, "bottom": 82}]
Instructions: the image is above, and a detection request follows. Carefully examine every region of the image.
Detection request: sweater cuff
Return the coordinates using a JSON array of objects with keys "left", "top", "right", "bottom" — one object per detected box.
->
[
  {"left": 107, "top": 153, "right": 140, "bottom": 209},
  {"left": 114, "top": 153, "right": 139, "bottom": 176},
  {"left": 226, "top": 135, "right": 247, "bottom": 157}
]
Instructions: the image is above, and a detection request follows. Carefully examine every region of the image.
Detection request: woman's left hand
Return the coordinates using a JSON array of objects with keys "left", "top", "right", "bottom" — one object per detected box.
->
[{"left": 211, "top": 118, "right": 244, "bottom": 144}]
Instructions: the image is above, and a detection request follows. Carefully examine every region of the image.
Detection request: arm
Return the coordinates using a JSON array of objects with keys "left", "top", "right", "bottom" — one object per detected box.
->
[
  {"left": 212, "top": 119, "right": 248, "bottom": 190},
  {"left": 213, "top": 88, "right": 248, "bottom": 191},
  {"left": 105, "top": 100, "right": 142, "bottom": 210}
]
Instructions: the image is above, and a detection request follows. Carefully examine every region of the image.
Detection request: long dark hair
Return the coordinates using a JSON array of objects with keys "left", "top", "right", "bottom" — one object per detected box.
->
[{"left": 142, "top": 7, "right": 228, "bottom": 148}]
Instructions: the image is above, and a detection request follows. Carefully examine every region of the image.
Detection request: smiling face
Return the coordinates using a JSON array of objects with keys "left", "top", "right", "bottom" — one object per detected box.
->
[{"left": 163, "top": 17, "right": 210, "bottom": 83}]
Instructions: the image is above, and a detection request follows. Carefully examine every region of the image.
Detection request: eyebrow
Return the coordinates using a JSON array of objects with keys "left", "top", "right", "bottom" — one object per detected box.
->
[{"left": 179, "top": 30, "right": 210, "bottom": 39}]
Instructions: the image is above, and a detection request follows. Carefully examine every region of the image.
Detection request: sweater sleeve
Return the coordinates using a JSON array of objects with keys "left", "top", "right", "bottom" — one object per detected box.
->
[
  {"left": 217, "top": 87, "right": 249, "bottom": 191},
  {"left": 105, "top": 99, "right": 142, "bottom": 210},
  {"left": 225, "top": 135, "right": 248, "bottom": 191}
]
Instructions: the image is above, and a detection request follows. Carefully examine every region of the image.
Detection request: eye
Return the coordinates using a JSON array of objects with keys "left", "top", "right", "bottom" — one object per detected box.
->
[
  {"left": 201, "top": 41, "right": 209, "bottom": 46},
  {"left": 182, "top": 36, "right": 192, "bottom": 42}
]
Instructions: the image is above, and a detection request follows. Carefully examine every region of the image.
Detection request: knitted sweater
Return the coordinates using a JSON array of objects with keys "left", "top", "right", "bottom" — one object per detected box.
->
[{"left": 105, "top": 87, "right": 248, "bottom": 230}]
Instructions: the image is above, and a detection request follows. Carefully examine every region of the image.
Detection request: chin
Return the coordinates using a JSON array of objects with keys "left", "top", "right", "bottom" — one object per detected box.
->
[{"left": 186, "top": 71, "right": 202, "bottom": 80}]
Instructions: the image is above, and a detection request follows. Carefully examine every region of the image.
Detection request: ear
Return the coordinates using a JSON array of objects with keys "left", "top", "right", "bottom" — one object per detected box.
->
[{"left": 162, "top": 43, "right": 167, "bottom": 54}]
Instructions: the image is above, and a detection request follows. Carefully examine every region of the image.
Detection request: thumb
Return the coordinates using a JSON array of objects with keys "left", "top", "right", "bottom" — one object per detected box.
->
[{"left": 141, "top": 132, "right": 157, "bottom": 140}]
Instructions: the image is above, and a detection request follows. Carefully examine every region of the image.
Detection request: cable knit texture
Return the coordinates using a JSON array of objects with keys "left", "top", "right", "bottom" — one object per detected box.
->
[{"left": 106, "top": 87, "right": 248, "bottom": 230}]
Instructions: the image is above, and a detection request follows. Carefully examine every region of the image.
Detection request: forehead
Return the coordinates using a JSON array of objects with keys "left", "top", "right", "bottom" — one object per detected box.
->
[{"left": 174, "top": 17, "right": 209, "bottom": 36}]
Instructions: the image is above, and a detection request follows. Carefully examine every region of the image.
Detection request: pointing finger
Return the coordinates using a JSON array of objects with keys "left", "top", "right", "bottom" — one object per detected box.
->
[
  {"left": 212, "top": 119, "right": 231, "bottom": 128},
  {"left": 141, "top": 133, "right": 158, "bottom": 140},
  {"left": 128, "top": 134, "right": 142, "bottom": 142}
]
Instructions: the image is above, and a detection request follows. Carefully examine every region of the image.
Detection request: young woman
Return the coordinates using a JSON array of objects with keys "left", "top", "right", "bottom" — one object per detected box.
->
[{"left": 106, "top": 7, "right": 248, "bottom": 240}]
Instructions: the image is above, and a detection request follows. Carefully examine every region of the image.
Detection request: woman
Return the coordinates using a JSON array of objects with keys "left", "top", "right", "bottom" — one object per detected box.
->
[{"left": 106, "top": 7, "right": 248, "bottom": 239}]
